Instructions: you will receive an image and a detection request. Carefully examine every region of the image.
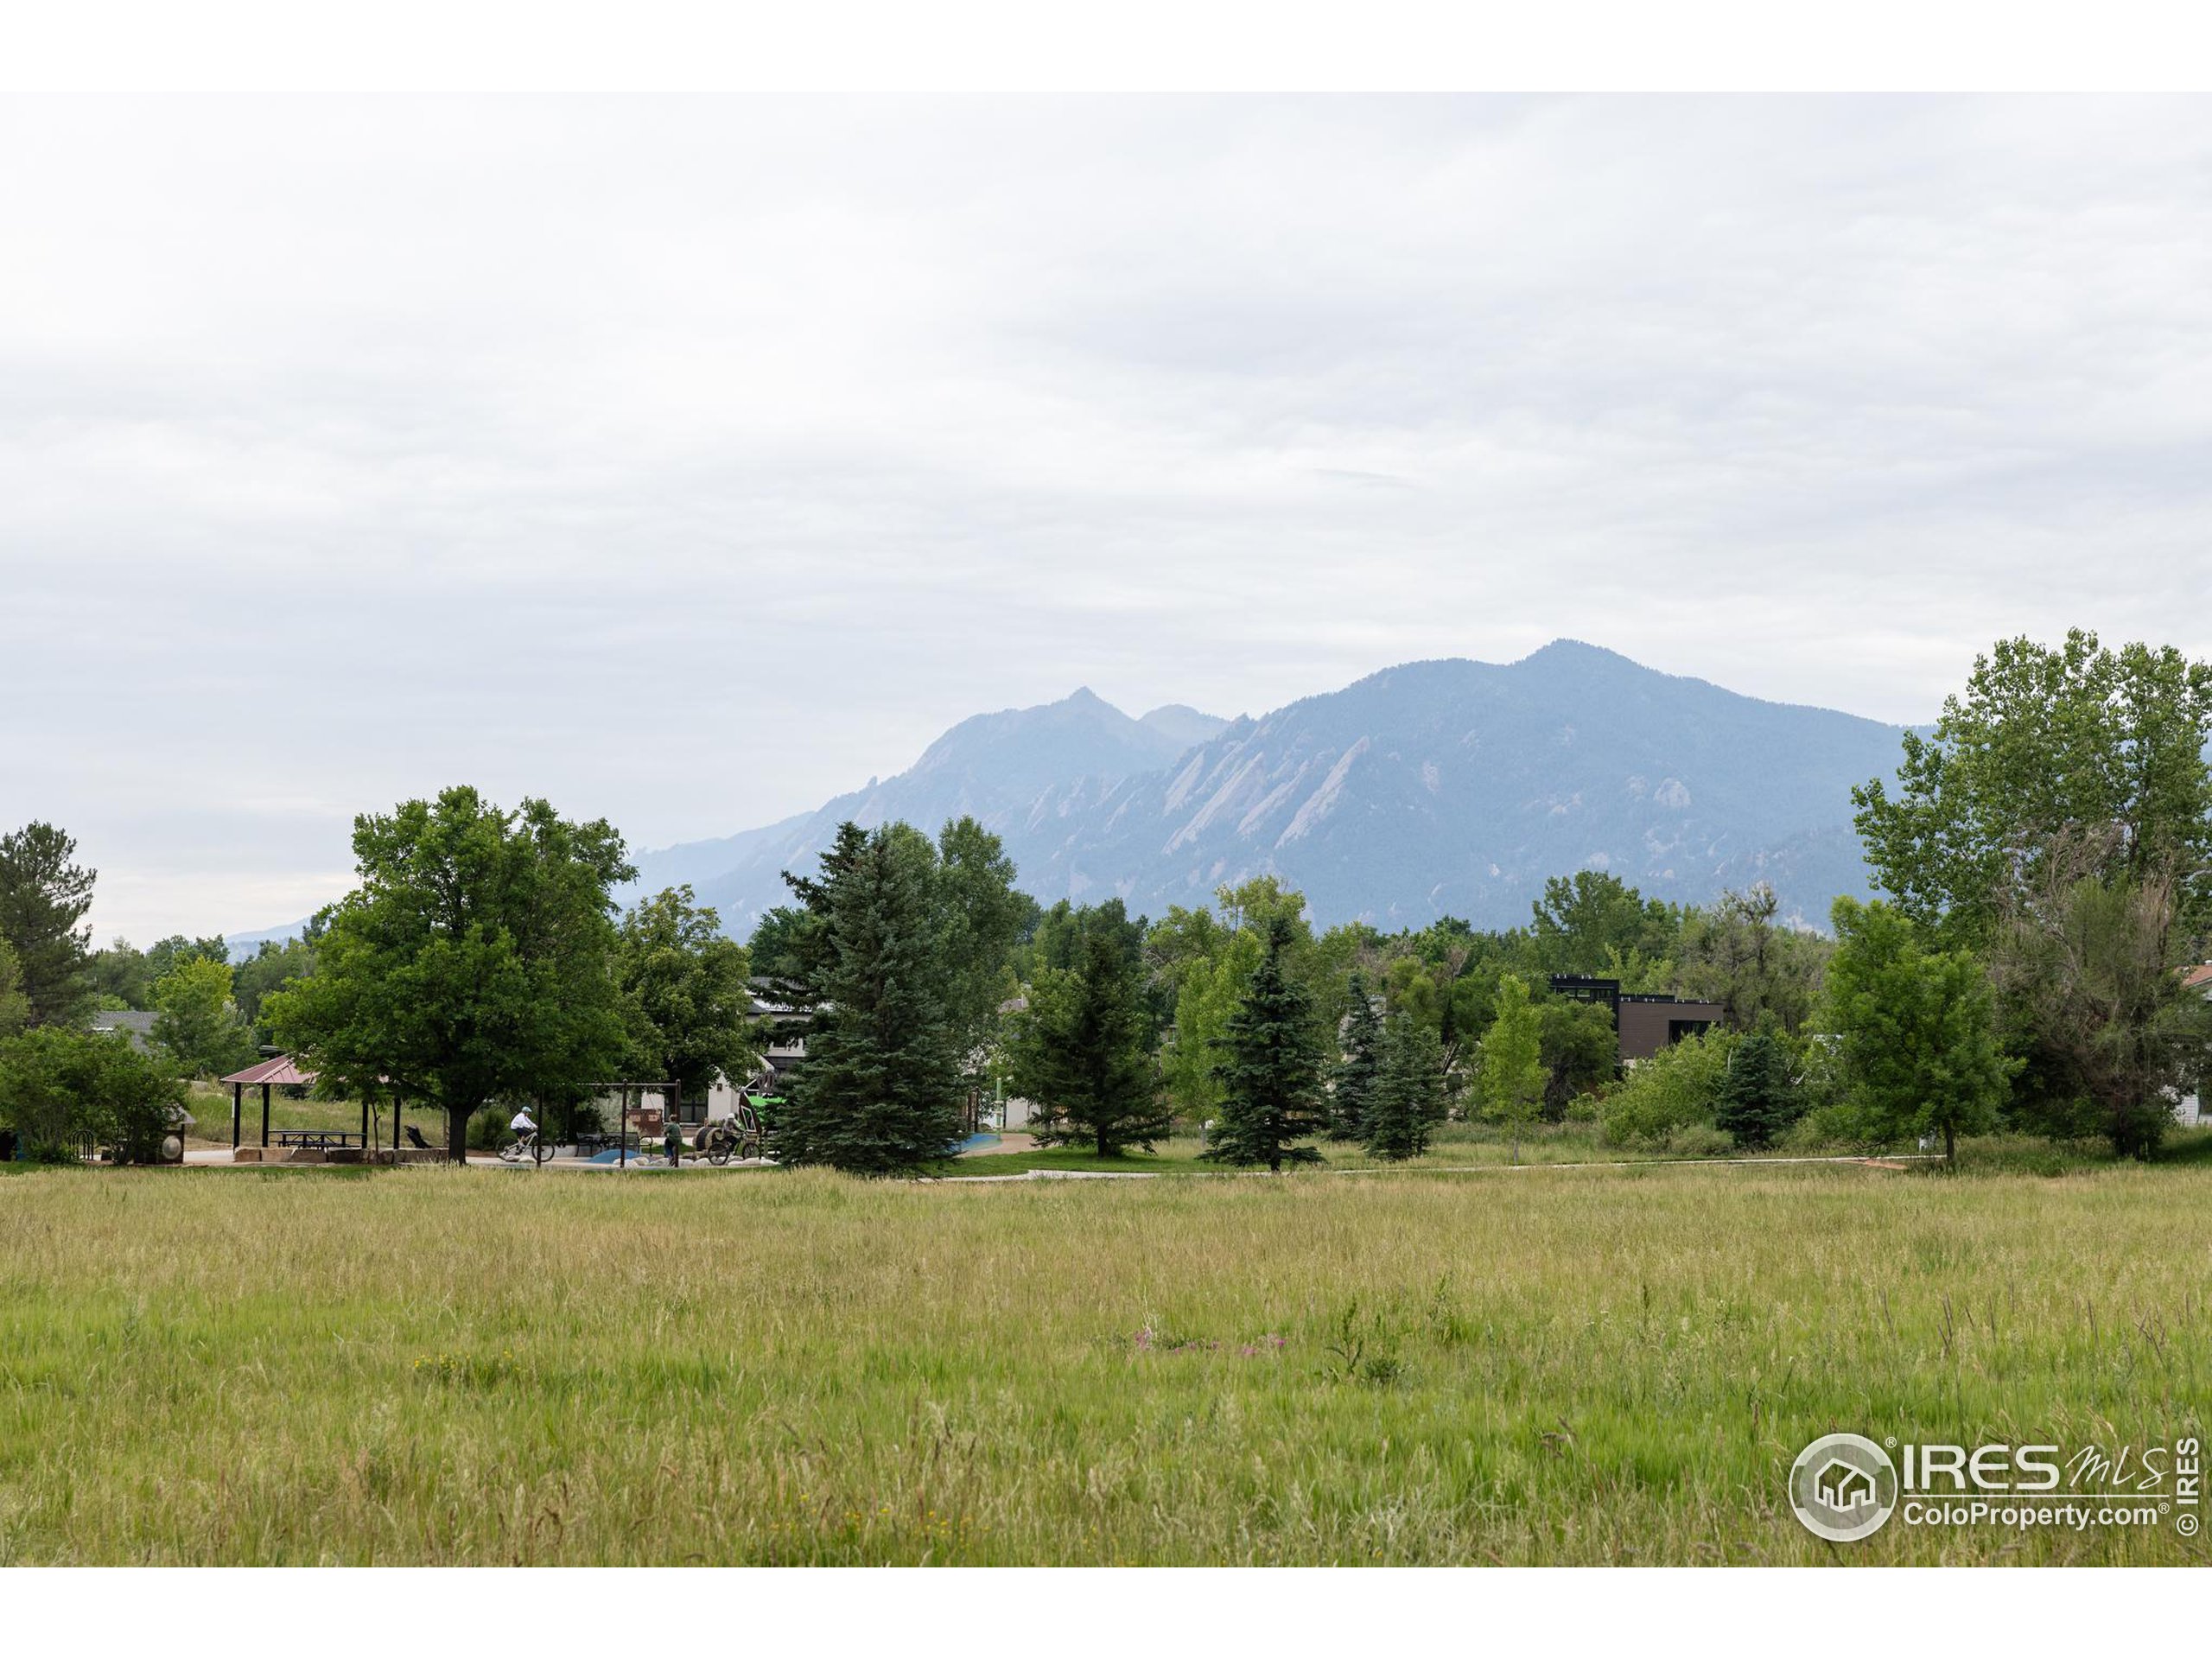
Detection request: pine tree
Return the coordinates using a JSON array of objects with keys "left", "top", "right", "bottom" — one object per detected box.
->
[
  {"left": 774, "top": 824, "right": 964, "bottom": 1175},
  {"left": 1007, "top": 899, "right": 1168, "bottom": 1156},
  {"left": 1713, "top": 1027, "right": 1802, "bottom": 1149},
  {"left": 1204, "top": 916, "right": 1326, "bottom": 1173},
  {"left": 1365, "top": 1010, "right": 1446, "bottom": 1160},
  {"left": 1330, "top": 973, "right": 1383, "bottom": 1140}
]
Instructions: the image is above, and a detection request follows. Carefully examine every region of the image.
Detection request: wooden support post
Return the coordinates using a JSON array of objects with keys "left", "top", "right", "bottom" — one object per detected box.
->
[
  {"left": 232, "top": 1082, "right": 242, "bottom": 1149},
  {"left": 261, "top": 1083, "right": 271, "bottom": 1147}
]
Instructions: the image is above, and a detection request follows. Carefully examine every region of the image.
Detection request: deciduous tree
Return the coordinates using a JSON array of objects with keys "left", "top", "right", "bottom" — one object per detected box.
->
[
  {"left": 617, "top": 885, "right": 758, "bottom": 1107},
  {"left": 1988, "top": 841, "right": 2212, "bottom": 1160},
  {"left": 264, "top": 788, "right": 635, "bottom": 1163},
  {"left": 1826, "top": 896, "right": 2014, "bottom": 1163},
  {"left": 151, "top": 955, "right": 256, "bottom": 1078},
  {"left": 1478, "top": 973, "right": 1547, "bottom": 1164},
  {"left": 1853, "top": 632, "right": 2212, "bottom": 949}
]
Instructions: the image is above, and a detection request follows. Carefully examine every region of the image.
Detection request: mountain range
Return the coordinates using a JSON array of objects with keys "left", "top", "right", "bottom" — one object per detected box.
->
[{"left": 624, "top": 640, "right": 1910, "bottom": 938}]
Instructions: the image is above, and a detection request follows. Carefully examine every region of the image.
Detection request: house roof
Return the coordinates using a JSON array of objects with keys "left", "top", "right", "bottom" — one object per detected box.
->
[
  {"left": 2184, "top": 964, "right": 2212, "bottom": 992},
  {"left": 220, "top": 1055, "right": 318, "bottom": 1087}
]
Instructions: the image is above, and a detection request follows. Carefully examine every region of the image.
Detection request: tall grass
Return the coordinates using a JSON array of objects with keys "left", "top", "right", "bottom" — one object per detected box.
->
[{"left": 1, "top": 1156, "right": 2204, "bottom": 1563}]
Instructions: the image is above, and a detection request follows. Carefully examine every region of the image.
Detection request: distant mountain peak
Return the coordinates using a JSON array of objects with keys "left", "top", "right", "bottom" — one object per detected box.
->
[
  {"left": 620, "top": 646, "right": 1910, "bottom": 938},
  {"left": 1138, "top": 703, "right": 1232, "bottom": 751}
]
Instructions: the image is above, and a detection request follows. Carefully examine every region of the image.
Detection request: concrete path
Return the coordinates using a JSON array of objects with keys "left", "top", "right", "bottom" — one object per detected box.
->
[{"left": 935, "top": 1153, "right": 1941, "bottom": 1184}]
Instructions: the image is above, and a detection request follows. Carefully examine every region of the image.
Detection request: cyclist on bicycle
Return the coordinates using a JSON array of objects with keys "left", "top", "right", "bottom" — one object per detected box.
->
[{"left": 510, "top": 1105, "right": 537, "bottom": 1149}]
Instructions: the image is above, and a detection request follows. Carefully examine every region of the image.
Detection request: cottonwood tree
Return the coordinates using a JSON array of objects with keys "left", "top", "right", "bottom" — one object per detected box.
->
[
  {"left": 0, "top": 823, "right": 97, "bottom": 1027},
  {"left": 151, "top": 955, "right": 256, "bottom": 1078},
  {"left": 1478, "top": 973, "right": 1547, "bottom": 1164},
  {"left": 1006, "top": 899, "right": 1166, "bottom": 1157},
  {"left": 232, "top": 937, "right": 318, "bottom": 1034},
  {"left": 0, "top": 939, "right": 28, "bottom": 1038},
  {"left": 1675, "top": 883, "right": 1829, "bottom": 1033},
  {"left": 1530, "top": 871, "right": 1681, "bottom": 976},
  {"left": 1365, "top": 1010, "right": 1446, "bottom": 1161},
  {"left": 932, "top": 817, "right": 1031, "bottom": 1081},
  {"left": 264, "top": 788, "right": 635, "bottom": 1163},
  {"left": 1989, "top": 839, "right": 2212, "bottom": 1160},
  {"left": 1204, "top": 916, "right": 1327, "bottom": 1173},
  {"left": 1826, "top": 896, "right": 2014, "bottom": 1164},
  {"left": 1853, "top": 632, "right": 2212, "bottom": 949},
  {"left": 1536, "top": 996, "right": 1618, "bottom": 1118},
  {"left": 773, "top": 823, "right": 964, "bottom": 1174},
  {"left": 617, "top": 884, "right": 759, "bottom": 1110}
]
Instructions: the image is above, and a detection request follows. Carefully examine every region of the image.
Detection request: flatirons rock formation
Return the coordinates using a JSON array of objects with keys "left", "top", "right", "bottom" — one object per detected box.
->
[{"left": 632, "top": 641, "right": 1906, "bottom": 935}]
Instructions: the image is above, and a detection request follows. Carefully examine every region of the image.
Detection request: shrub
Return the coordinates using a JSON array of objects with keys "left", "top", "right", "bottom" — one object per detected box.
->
[
  {"left": 0, "top": 1026, "right": 181, "bottom": 1160},
  {"left": 1662, "top": 1123, "right": 1736, "bottom": 1159},
  {"left": 1599, "top": 1030, "right": 1734, "bottom": 1147}
]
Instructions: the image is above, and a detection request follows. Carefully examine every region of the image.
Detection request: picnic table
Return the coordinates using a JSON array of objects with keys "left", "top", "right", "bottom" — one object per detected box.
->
[{"left": 274, "top": 1130, "right": 366, "bottom": 1152}]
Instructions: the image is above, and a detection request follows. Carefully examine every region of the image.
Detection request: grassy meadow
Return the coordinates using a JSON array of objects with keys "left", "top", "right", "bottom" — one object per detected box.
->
[{"left": 2, "top": 1147, "right": 2207, "bottom": 1565}]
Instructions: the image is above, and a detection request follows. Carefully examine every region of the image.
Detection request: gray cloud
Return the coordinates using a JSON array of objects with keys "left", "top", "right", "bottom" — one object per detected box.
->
[{"left": 3, "top": 94, "right": 2209, "bottom": 941}]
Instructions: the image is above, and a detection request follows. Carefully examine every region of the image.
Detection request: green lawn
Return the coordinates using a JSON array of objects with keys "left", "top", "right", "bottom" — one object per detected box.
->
[{"left": 2, "top": 1145, "right": 2205, "bottom": 1564}]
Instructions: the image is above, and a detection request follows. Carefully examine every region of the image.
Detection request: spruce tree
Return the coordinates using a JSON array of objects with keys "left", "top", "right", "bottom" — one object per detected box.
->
[
  {"left": 1330, "top": 973, "right": 1383, "bottom": 1140},
  {"left": 1713, "top": 1027, "right": 1802, "bottom": 1149},
  {"left": 1007, "top": 899, "right": 1167, "bottom": 1156},
  {"left": 774, "top": 824, "right": 964, "bottom": 1175},
  {"left": 1365, "top": 1010, "right": 1446, "bottom": 1160},
  {"left": 1204, "top": 916, "right": 1326, "bottom": 1173},
  {"left": 0, "top": 823, "right": 96, "bottom": 1027}
]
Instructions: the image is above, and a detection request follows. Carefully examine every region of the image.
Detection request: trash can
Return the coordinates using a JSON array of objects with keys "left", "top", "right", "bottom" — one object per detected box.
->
[{"left": 159, "top": 1105, "right": 194, "bottom": 1166}]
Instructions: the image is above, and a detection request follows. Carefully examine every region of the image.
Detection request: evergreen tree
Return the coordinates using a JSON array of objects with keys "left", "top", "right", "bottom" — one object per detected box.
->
[
  {"left": 1007, "top": 899, "right": 1166, "bottom": 1156},
  {"left": 1365, "top": 1010, "right": 1445, "bottom": 1160},
  {"left": 774, "top": 823, "right": 964, "bottom": 1175},
  {"left": 1203, "top": 916, "right": 1326, "bottom": 1173},
  {"left": 0, "top": 822, "right": 97, "bottom": 1027},
  {"left": 1329, "top": 972, "right": 1383, "bottom": 1140},
  {"left": 1713, "top": 1027, "right": 1802, "bottom": 1149}
]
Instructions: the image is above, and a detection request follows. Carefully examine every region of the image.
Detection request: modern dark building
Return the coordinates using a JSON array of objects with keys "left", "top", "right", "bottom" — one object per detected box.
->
[{"left": 1548, "top": 976, "right": 1724, "bottom": 1063}]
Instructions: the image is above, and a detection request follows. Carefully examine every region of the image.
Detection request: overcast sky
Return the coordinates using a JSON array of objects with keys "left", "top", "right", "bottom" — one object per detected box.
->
[{"left": 5, "top": 94, "right": 2210, "bottom": 944}]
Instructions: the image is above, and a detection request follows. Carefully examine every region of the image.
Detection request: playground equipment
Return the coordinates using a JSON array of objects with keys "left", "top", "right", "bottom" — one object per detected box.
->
[{"left": 694, "top": 1094, "right": 774, "bottom": 1166}]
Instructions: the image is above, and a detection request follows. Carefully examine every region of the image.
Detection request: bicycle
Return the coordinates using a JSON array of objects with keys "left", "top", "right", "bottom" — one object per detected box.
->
[
  {"left": 499, "top": 1129, "right": 555, "bottom": 1166},
  {"left": 696, "top": 1100, "right": 766, "bottom": 1166}
]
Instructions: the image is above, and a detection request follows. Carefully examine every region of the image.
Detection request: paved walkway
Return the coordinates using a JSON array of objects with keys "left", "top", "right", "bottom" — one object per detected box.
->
[{"left": 938, "top": 1153, "right": 1941, "bottom": 1184}]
